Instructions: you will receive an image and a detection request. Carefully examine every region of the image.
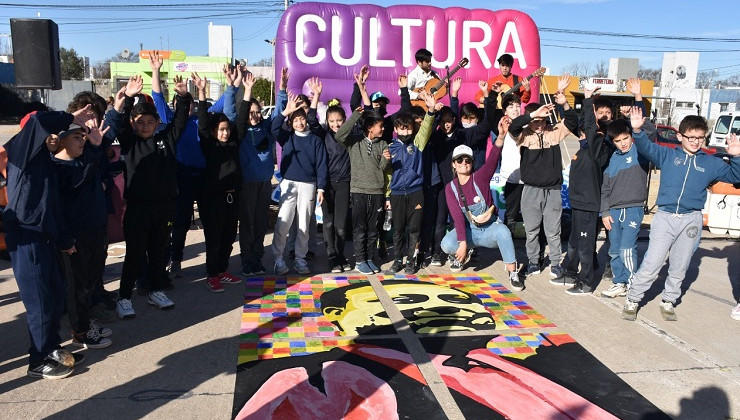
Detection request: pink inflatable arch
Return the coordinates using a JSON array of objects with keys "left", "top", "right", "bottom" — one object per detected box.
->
[{"left": 275, "top": 3, "right": 541, "bottom": 112}]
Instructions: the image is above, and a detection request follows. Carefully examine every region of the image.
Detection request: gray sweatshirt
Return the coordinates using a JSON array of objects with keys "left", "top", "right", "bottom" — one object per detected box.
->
[{"left": 335, "top": 110, "right": 391, "bottom": 195}]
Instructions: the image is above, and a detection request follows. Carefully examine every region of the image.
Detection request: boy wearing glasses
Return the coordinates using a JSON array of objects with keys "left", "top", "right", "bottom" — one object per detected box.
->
[{"left": 622, "top": 112, "right": 740, "bottom": 321}]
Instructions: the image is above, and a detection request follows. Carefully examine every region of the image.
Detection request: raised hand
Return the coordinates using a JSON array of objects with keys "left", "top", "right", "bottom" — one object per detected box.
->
[
  {"left": 124, "top": 75, "right": 143, "bottom": 97},
  {"left": 353, "top": 72, "right": 367, "bottom": 92},
  {"left": 725, "top": 133, "right": 740, "bottom": 156},
  {"left": 530, "top": 104, "right": 555, "bottom": 119},
  {"left": 149, "top": 50, "right": 163, "bottom": 72},
  {"left": 557, "top": 74, "right": 571, "bottom": 93},
  {"left": 521, "top": 77, "right": 530, "bottom": 91},
  {"left": 450, "top": 77, "right": 462, "bottom": 96},
  {"left": 233, "top": 65, "right": 244, "bottom": 88},
  {"left": 72, "top": 104, "right": 95, "bottom": 127},
  {"left": 307, "top": 77, "right": 322, "bottom": 97},
  {"left": 85, "top": 119, "right": 110, "bottom": 146},
  {"left": 630, "top": 106, "right": 645, "bottom": 132},
  {"left": 498, "top": 116, "right": 511, "bottom": 138},
  {"left": 398, "top": 74, "right": 407, "bottom": 89},
  {"left": 491, "top": 81, "right": 503, "bottom": 93},
  {"left": 173, "top": 75, "right": 188, "bottom": 97},
  {"left": 626, "top": 78, "right": 642, "bottom": 96},
  {"left": 584, "top": 84, "right": 600, "bottom": 99},
  {"left": 282, "top": 93, "right": 300, "bottom": 116},
  {"left": 280, "top": 67, "right": 289, "bottom": 90},
  {"left": 423, "top": 90, "right": 436, "bottom": 111},
  {"left": 554, "top": 90, "right": 567, "bottom": 106},
  {"left": 223, "top": 64, "right": 235, "bottom": 87},
  {"left": 359, "top": 65, "right": 370, "bottom": 83},
  {"left": 114, "top": 86, "right": 127, "bottom": 112},
  {"left": 478, "top": 80, "right": 489, "bottom": 94},
  {"left": 191, "top": 72, "right": 207, "bottom": 92},
  {"left": 242, "top": 71, "right": 255, "bottom": 91},
  {"left": 433, "top": 102, "right": 444, "bottom": 113}
]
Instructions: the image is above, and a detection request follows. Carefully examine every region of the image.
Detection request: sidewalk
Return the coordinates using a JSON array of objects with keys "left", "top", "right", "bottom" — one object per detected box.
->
[{"left": 0, "top": 225, "right": 738, "bottom": 419}]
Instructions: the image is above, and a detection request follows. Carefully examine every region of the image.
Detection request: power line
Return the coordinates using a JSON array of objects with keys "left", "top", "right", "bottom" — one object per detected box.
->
[
  {"left": 539, "top": 27, "right": 740, "bottom": 43},
  {"left": 0, "top": 1, "right": 281, "bottom": 8},
  {"left": 541, "top": 43, "right": 740, "bottom": 53}
]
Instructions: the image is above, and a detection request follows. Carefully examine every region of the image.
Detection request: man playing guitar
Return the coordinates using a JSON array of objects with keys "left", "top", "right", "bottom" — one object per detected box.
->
[{"left": 475, "top": 54, "right": 531, "bottom": 107}]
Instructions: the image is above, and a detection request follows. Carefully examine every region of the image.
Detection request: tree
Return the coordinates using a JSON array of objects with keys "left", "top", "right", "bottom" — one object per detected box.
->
[
  {"left": 252, "top": 57, "right": 272, "bottom": 67},
  {"left": 637, "top": 66, "right": 661, "bottom": 85},
  {"left": 252, "top": 77, "right": 273, "bottom": 104},
  {"left": 92, "top": 50, "right": 140, "bottom": 80},
  {"left": 560, "top": 61, "right": 592, "bottom": 78},
  {"left": 60, "top": 47, "right": 85, "bottom": 80},
  {"left": 593, "top": 60, "right": 608, "bottom": 78}
]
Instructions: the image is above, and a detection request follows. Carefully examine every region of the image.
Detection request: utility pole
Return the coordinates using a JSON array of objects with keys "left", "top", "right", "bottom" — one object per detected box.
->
[{"left": 265, "top": 39, "right": 276, "bottom": 105}]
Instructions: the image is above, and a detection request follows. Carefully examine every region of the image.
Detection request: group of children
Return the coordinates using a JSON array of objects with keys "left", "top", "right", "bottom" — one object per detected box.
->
[{"left": 6, "top": 48, "right": 739, "bottom": 379}]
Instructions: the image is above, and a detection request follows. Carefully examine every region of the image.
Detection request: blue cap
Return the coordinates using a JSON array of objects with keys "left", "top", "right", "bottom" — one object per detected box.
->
[{"left": 370, "top": 91, "right": 389, "bottom": 104}]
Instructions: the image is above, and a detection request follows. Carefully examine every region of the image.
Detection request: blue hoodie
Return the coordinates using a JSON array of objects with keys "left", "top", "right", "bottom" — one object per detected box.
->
[
  {"left": 633, "top": 129, "right": 740, "bottom": 214},
  {"left": 233, "top": 89, "right": 287, "bottom": 183}
]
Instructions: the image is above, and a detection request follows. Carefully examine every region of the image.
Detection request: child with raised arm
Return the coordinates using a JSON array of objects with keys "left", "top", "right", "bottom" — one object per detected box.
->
[
  {"left": 116, "top": 75, "right": 192, "bottom": 318},
  {"left": 622, "top": 113, "right": 740, "bottom": 321},
  {"left": 5, "top": 105, "right": 96, "bottom": 379},
  {"left": 336, "top": 72, "right": 392, "bottom": 274},
  {"left": 385, "top": 90, "right": 440, "bottom": 274},
  {"left": 192, "top": 73, "right": 242, "bottom": 292},
  {"left": 306, "top": 78, "right": 352, "bottom": 273},
  {"left": 237, "top": 68, "right": 288, "bottom": 276},
  {"left": 508, "top": 74, "right": 578, "bottom": 280},
  {"left": 270, "top": 94, "right": 328, "bottom": 275}
]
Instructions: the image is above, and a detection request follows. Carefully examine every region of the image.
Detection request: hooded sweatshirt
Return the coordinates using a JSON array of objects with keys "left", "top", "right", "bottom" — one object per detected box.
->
[
  {"left": 388, "top": 112, "right": 435, "bottom": 195},
  {"left": 600, "top": 141, "right": 649, "bottom": 213}
]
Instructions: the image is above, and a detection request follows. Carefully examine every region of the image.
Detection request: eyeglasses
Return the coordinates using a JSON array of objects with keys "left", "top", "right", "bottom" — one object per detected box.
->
[
  {"left": 681, "top": 134, "right": 705, "bottom": 144},
  {"left": 455, "top": 157, "right": 472, "bottom": 164}
]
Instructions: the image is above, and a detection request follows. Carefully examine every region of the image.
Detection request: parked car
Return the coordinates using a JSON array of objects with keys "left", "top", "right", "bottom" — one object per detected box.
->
[
  {"left": 708, "top": 111, "right": 739, "bottom": 149},
  {"left": 655, "top": 124, "right": 719, "bottom": 155}
]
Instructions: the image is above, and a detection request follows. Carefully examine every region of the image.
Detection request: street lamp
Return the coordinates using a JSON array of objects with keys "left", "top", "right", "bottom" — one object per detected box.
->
[{"left": 265, "top": 38, "right": 276, "bottom": 106}]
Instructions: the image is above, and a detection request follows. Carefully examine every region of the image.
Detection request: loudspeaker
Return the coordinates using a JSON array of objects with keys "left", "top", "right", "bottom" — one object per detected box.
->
[{"left": 10, "top": 18, "right": 62, "bottom": 90}]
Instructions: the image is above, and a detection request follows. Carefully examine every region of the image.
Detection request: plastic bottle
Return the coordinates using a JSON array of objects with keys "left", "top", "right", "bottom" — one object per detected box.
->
[{"left": 383, "top": 209, "right": 393, "bottom": 231}]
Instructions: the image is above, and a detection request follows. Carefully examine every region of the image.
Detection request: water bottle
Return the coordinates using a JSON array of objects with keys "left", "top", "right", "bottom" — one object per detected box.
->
[{"left": 383, "top": 209, "right": 393, "bottom": 231}]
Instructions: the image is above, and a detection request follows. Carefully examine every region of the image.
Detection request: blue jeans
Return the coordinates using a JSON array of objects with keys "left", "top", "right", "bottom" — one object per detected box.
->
[
  {"left": 440, "top": 220, "right": 517, "bottom": 264},
  {"left": 607, "top": 207, "right": 644, "bottom": 285}
]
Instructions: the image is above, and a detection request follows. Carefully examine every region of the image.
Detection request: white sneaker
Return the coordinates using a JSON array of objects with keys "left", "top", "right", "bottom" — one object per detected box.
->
[
  {"left": 116, "top": 299, "right": 135, "bottom": 319},
  {"left": 601, "top": 283, "right": 628, "bottom": 298},
  {"left": 731, "top": 303, "right": 740, "bottom": 321},
  {"left": 147, "top": 291, "right": 175, "bottom": 310},
  {"left": 274, "top": 258, "right": 289, "bottom": 275},
  {"left": 294, "top": 258, "right": 310, "bottom": 275}
]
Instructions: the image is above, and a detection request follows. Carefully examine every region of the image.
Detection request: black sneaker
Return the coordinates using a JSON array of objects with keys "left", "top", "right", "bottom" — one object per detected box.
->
[
  {"left": 449, "top": 256, "right": 463, "bottom": 273},
  {"left": 566, "top": 282, "right": 594, "bottom": 296},
  {"left": 550, "top": 273, "right": 577, "bottom": 286},
  {"left": 241, "top": 264, "right": 254, "bottom": 277},
  {"left": 431, "top": 253, "right": 443, "bottom": 267},
  {"left": 404, "top": 261, "right": 416, "bottom": 275},
  {"left": 330, "top": 258, "right": 343, "bottom": 273},
  {"left": 470, "top": 248, "right": 480, "bottom": 262},
  {"left": 525, "top": 262, "right": 541, "bottom": 277},
  {"left": 253, "top": 262, "right": 266, "bottom": 275},
  {"left": 72, "top": 329, "right": 112, "bottom": 349},
  {"left": 28, "top": 359, "right": 73, "bottom": 380},
  {"left": 509, "top": 271, "right": 524, "bottom": 291},
  {"left": 385, "top": 259, "right": 404, "bottom": 275}
]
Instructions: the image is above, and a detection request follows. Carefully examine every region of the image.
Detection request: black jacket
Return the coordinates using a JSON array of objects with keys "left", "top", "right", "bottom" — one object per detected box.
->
[
  {"left": 568, "top": 97, "right": 612, "bottom": 211},
  {"left": 197, "top": 100, "right": 242, "bottom": 192},
  {"left": 307, "top": 107, "right": 351, "bottom": 184},
  {"left": 118, "top": 93, "right": 191, "bottom": 201}
]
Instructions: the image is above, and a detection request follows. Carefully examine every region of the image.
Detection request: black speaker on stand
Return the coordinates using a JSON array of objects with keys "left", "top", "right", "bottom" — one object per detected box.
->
[{"left": 10, "top": 18, "right": 62, "bottom": 90}]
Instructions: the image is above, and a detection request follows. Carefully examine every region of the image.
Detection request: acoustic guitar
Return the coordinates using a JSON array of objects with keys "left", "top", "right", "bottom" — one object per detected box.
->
[
  {"left": 494, "top": 67, "right": 546, "bottom": 108},
  {"left": 410, "top": 57, "right": 469, "bottom": 110}
]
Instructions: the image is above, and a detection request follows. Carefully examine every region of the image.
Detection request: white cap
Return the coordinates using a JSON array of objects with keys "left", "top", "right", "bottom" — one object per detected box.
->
[{"left": 452, "top": 145, "right": 474, "bottom": 160}]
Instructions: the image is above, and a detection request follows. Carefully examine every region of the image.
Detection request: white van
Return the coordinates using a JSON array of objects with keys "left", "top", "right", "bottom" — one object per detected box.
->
[{"left": 709, "top": 111, "right": 740, "bottom": 149}]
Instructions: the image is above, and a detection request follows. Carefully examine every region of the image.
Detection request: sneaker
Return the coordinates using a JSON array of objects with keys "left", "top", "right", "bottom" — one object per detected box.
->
[
  {"left": 470, "top": 248, "right": 480, "bottom": 262},
  {"left": 622, "top": 299, "right": 639, "bottom": 321},
  {"left": 385, "top": 259, "right": 404, "bottom": 275},
  {"left": 220, "top": 272, "right": 242, "bottom": 285},
  {"left": 366, "top": 260, "right": 380, "bottom": 274},
  {"left": 602, "top": 265, "right": 614, "bottom": 280},
  {"left": 71, "top": 352, "right": 85, "bottom": 366},
  {"left": 404, "top": 261, "right": 416, "bottom": 275},
  {"left": 72, "top": 326, "right": 112, "bottom": 349},
  {"left": 147, "top": 291, "right": 175, "bottom": 309},
  {"left": 509, "top": 271, "right": 524, "bottom": 291},
  {"left": 431, "top": 253, "right": 444, "bottom": 267},
  {"left": 206, "top": 276, "right": 224, "bottom": 293},
  {"left": 550, "top": 273, "right": 577, "bottom": 286},
  {"left": 28, "top": 359, "right": 73, "bottom": 380},
  {"left": 449, "top": 256, "right": 463, "bottom": 273},
  {"left": 294, "top": 258, "right": 310, "bottom": 275},
  {"left": 241, "top": 265, "right": 254, "bottom": 276},
  {"left": 549, "top": 265, "right": 564, "bottom": 279},
  {"left": 89, "top": 302, "right": 117, "bottom": 324},
  {"left": 659, "top": 301, "right": 677, "bottom": 321},
  {"left": 356, "top": 261, "right": 374, "bottom": 275},
  {"left": 253, "top": 262, "right": 266, "bottom": 275},
  {"left": 731, "top": 303, "right": 740, "bottom": 320},
  {"left": 330, "top": 261, "right": 343, "bottom": 273},
  {"left": 274, "top": 258, "right": 290, "bottom": 275},
  {"left": 601, "top": 283, "right": 628, "bottom": 298},
  {"left": 566, "top": 282, "right": 594, "bottom": 296},
  {"left": 525, "top": 262, "right": 541, "bottom": 277},
  {"left": 89, "top": 320, "right": 112, "bottom": 338},
  {"left": 116, "top": 299, "right": 135, "bottom": 319},
  {"left": 168, "top": 260, "right": 182, "bottom": 278}
]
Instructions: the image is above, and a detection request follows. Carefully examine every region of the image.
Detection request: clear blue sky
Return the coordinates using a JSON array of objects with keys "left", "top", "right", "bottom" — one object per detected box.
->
[{"left": 1, "top": 0, "right": 738, "bottom": 78}]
